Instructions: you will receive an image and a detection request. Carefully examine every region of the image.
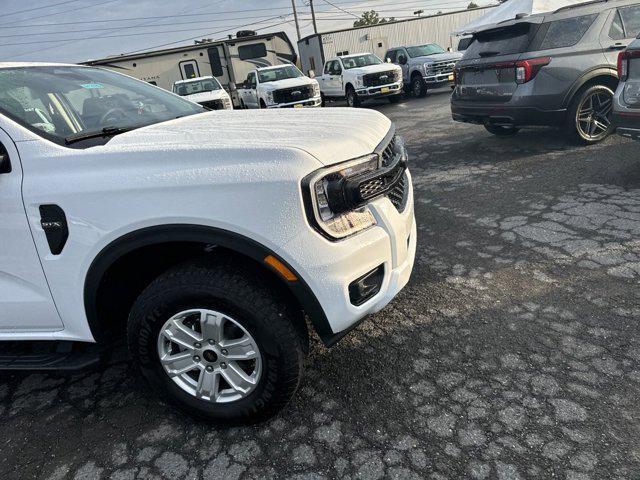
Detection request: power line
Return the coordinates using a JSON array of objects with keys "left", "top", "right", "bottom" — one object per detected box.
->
[
  {"left": 3, "top": 0, "right": 82, "bottom": 18},
  {"left": 320, "top": 0, "right": 360, "bottom": 19}
]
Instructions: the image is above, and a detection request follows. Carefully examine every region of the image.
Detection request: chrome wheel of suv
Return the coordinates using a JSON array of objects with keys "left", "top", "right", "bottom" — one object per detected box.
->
[
  {"left": 157, "top": 308, "right": 262, "bottom": 403},
  {"left": 574, "top": 86, "right": 614, "bottom": 143}
]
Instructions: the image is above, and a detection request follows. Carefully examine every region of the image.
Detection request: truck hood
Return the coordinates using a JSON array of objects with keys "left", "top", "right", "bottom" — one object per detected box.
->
[
  {"left": 414, "top": 52, "right": 463, "bottom": 63},
  {"left": 183, "top": 90, "right": 229, "bottom": 104},
  {"left": 260, "top": 77, "right": 318, "bottom": 92},
  {"left": 106, "top": 109, "right": 392, "bottom": 167},
  {"left": 346, "top": 63, "right": 402, "bottom": 76}
]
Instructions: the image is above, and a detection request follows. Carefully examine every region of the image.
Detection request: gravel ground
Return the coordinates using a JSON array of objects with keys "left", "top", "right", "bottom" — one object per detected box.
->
[{"left": 2, "top": 90, "right": 640, "bottom": 480}]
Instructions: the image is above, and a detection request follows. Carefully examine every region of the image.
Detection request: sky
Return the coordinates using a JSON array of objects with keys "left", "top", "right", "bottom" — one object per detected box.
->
[{"left": 0, "top": 0, "right": 497, "bottom": 63}]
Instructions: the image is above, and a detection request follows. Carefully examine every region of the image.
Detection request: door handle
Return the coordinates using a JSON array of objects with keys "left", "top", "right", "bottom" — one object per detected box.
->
[{"left": 609, "top": 43, "right": 627, "bottom": 51}]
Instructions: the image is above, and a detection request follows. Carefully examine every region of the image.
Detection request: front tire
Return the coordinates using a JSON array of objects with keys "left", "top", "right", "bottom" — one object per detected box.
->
[
  {"left": 567, "top": 84, "right": 615, "bottom": 144},
  {"left": 346, "top": 86, "right": 360, "bottom": 107},
  {"left": 412, "top": 75, "right": 427, "bottom": 98},
  {"left": 128, "top": 260, "right": 306, "bottom": 423},
  {"left": 484, "top": 124, "right": 520, "bottom": 136}
]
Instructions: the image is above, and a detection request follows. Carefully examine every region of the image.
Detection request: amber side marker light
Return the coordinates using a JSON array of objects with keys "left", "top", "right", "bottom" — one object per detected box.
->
[{"left": 264, "top": 255, "right": 298, "bottom": 281}]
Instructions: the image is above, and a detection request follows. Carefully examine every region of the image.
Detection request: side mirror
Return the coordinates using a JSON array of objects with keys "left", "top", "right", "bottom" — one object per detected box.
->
[
  {"left": 308, "top": 70, "right": 315, "bottom": 79},
  {"left": 229, "top": 82, "right": 236, "bottom": 90},
  {"left": 386, "top": 58, "right": 391, "bottom": 63},
  {"left": 399, "top": 55, "right": 407, "bottom": 65}
]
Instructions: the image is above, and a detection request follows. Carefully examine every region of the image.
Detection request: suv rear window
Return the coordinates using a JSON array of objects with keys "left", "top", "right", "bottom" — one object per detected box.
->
[
  {"left": 531, "top": 13, "right": 598, "bottom": 50},
  {"left": 464, "top": 23, "right": 536, "bottom": 59}
]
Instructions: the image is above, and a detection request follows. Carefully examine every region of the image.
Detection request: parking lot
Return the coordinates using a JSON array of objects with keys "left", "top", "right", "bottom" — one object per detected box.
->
[{"left": 2, "top": 88, "right": 640, "bottom": 480}]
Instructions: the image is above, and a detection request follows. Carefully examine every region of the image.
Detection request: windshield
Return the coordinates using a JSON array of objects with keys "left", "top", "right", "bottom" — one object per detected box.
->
[
  {"left": 0, "top": 66, "right": 204, "bottom": 147},
  {"left": 406, "top": 44, "right": 446, "bottom": 58},
  {"left": 258, "top": 65, "right": 303, "bottom": 83},
  {"left": 341, "top": 54, "right": 383, "bottom": 69},
  {"left": 173, "top": 78, "right": 222, "bottom": 96}
]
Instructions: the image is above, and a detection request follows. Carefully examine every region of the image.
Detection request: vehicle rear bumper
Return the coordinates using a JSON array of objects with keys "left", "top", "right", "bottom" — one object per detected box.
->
[
  {"left": 613, "top": 111, "right": 640, "bottom": 140},
  {"left": 356, "top": 82, "right": 403, "bottom": 98},
  {"left": 451, "top": 101, "right": 566, "bottom": 127}
]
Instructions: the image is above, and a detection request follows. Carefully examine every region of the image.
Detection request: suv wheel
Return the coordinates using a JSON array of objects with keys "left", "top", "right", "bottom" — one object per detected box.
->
[
  {"left": 346, "top": 87, "right": 360, "bottom": 107},
  {"left": 412, "top": 76, "right": 427, "bottom": 98},
  {"left": 485, "top": 124, "right": 520, "bottom": 136},
  {"left": 569, "top": 85, "right": 614, "bottom": 144},
  {"left": 128, "top": 260, "right": 306, "bottom": 423}
]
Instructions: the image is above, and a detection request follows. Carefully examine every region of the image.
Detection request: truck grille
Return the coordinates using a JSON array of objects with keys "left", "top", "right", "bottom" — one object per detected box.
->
[
  {"left": 199, "top": 100, "right": 224, "bottom": 110},
  {"left": 363, "top": 70, "right": 399, "bottom": 87},
  {"left": 425, "top": 61, "right": 457, "bottom": 76},
  {"left": 273, "top": 85, "right": 312, "bottom": 104},
  {"left": 357, "top": 135, "right": 409, "bottom": 213}
]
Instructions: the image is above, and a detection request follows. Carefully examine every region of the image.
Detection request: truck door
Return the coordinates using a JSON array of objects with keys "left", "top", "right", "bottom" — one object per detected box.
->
[
  {"left": 0, "top": 127, "right": 62, "bottom": 332},
  {"left": 600, "top": 5, "right": 640, "bottom": 65},
  {"left": 326, "top": 60, "right": 343, "bottom": 96},
  {"left": 397, "top": 49, "right": 410, "bottom": 84},
  {"left": 246, "top": 72, "right": 259, "bottom": 108}
]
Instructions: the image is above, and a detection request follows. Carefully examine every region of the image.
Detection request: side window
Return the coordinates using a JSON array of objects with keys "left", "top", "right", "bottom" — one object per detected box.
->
[
  {"left": 238, "top": 43, "right": 267, "bottom": 61},
  {"left": 309, "top": 57, "right": 316, "bottom": 73},
  {"left": 0, "top": 142, "right": 11, "bottom": 174},
  {"left": 324, "top": 62, "right": 332, "bottom": 75},
  {"left": 610, "top": 10, "right": 626, "bottom": 40},
  {"left": 207, "top": 47, "right": 224, "bottom": 77},
  {"left": 248, "top": 73, "right": 257, "bottom": 89},
  {"left": 533, "top": 14, "right": 598, "bottom": 50},
  {"left": 620, "top": 5, "right": 640, "bottom": 38},
  {"left": 332, "top": 61, "right": 343, "bottom": 75}
]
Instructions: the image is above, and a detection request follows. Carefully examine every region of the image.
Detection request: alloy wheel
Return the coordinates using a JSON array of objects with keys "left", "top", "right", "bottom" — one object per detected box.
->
[
  {"left": 157, "top": 308, "right": 262, "bottom": 403},
  {"left": 576, "top": 89, "right": 613, "bottom": 142}
]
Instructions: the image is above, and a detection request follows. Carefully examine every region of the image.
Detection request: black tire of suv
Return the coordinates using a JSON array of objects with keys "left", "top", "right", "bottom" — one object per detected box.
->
[
  {"left": 127, "top": 260, "right": 306, "bottom": 423},
  {"left": 567, "top": 84, "right": 615, "bottom": 145},
  {"left": 388, "top": 94, "right": 402, "bottom": 104},
  {"left": 320, "top": 93, "right": 326, "bottom": 107},
  {"left": 259, "top": 99, "right": 267, "bottom": 109},
  {"left": 412, "top": 76, "right": 427, "bottom": 98},
  {"left": 484, "top": 124, "right": 520, "bottom": 136},
  {"left": 346, "top": 86, "right": 361, "bottom": 107}
]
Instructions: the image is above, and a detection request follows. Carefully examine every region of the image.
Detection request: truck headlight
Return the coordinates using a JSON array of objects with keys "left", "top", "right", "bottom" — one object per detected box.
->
[
  {"left": 355, "top": 75, "right": 364, "bottom": 88},
  {"left": 305, "top": 154, "right": 380, "bottom": 239},
  {"left": 266, "top": 91, "right": 275, "bottom": 105},
  {"left": 312, "top": 83, "right": 321, "bottom": 97},
  {"left": 423, "top": 63, "right": 432, "bottom": 74},
  {"left": 222, "top": 97, "right": 232, "bottom": 109}
]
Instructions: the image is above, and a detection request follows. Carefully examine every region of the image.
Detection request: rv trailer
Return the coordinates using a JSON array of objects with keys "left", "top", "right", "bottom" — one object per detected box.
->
[{"left": 85, "top": 32, "right": 297, "bottom": 108}]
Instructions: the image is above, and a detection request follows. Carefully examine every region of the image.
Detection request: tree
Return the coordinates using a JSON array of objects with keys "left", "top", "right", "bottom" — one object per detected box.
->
[
  {"left": 353, "top": 10, "right": 395, "bottom": 27},
  {"left": 467, "top": 2, "right": 479, "bottom": 8}
]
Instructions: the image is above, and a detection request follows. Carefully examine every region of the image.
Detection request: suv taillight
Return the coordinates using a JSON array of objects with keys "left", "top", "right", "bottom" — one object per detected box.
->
[
  {"left": 618, "top": 49, "right": 640, "bottom": 81},
  {"left": 515, "top": 57, "right": 551, "bottom": 84}
]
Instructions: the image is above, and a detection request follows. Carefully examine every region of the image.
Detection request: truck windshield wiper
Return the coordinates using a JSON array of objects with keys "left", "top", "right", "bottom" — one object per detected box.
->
[{"left": 65, "top": 126, "right": 133, "bottom": 145}]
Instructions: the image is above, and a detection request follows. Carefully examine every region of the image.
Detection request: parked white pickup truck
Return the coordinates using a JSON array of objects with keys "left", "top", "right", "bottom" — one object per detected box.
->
[
  {"left": 237, "top": 65, "right": 321, "bottom": 109},
  {"left": 0, "top": 63, "right": 415, "bottom": 423},
  {"left": 317, "top": 53, "right": 403, "bottom": 107},
  {"left": 172, "top": 76, "right": 233, "bottom": 110}
]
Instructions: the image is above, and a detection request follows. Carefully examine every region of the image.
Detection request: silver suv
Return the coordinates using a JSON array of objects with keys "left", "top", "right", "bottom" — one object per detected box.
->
[
  {"left": 451, "top": 0, "right": 640, "bottom": 144},
  {"left": 613, "top": 37, "right": 640, "bottom": 139}
]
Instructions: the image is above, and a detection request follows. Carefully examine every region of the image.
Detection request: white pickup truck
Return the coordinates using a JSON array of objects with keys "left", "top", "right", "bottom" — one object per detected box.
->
[
  {"left": 237, "top": 64, "right": 321, "bottom": 109},
  {"left": 0, "top": 63, "right": 416, "bottom": 423},
  {"left": 317, "top": 53, "right": 403, "bottom": 107},
  {"left": 172, "top": 76, "right": 233, "bottom": 110}
]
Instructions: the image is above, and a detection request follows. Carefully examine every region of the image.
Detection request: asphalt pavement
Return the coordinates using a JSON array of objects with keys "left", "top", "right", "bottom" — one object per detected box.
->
[{"left": 2, "top": 90, "right": 640, "bottom": 480}]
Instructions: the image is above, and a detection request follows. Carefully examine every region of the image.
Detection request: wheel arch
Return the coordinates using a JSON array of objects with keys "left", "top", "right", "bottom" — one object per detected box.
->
[
  {"left": 84, "top": 224, "right": 333, "bottom": 345},
  {"left": 562, "top": 67, "right": 618, "bottom": 109}
]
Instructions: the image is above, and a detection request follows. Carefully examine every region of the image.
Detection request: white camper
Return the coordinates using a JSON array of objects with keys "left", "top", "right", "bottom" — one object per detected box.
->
[{"left": 85, "top": 32, "right": 297, "bottom": 108}]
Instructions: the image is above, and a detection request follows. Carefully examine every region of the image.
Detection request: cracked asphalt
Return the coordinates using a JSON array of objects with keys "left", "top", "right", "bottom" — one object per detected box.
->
[{"left": 2, "top": 89, "right": 640, "bottom": 480}]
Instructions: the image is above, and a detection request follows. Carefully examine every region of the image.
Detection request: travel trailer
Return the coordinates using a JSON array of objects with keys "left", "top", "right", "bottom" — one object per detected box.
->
[{"left": 85, "top": 32, "right": 297, "bottom": 107}]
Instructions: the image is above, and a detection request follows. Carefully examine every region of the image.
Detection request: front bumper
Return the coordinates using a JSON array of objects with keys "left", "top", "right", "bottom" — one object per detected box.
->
[
  {"left": 292, "top": 170, "right": 416, "bottom": 344},
  {"left": 267, "top": 96, "right": 322, "bottom": 108},
  {"left": 424, "top": 73, "right": 455, "bottom": 85},
  {"left": 356, "top": 81, "right": 403, "bottom": 98},
  {"left": 451, "top": 100, "right": 566, "bottom": 127}
]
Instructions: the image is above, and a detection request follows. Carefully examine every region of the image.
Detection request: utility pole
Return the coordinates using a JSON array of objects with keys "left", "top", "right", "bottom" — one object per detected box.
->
[
  {"left": 309, "top": 0, "right": 318, "bottom": 34},
  {"left": 291, "top": 0, "right": 301, "bottom": 41}
]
